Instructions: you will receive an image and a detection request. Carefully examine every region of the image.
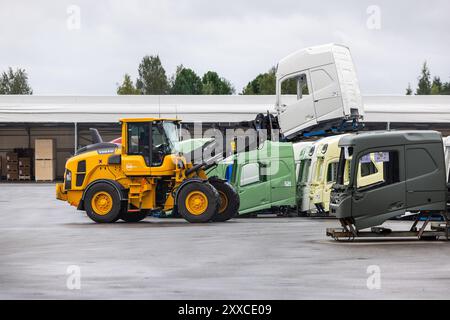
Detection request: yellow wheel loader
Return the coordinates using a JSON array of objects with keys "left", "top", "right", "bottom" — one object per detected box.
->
[{"left": 56, "top": 118, "right": 239, "bottom": 223}]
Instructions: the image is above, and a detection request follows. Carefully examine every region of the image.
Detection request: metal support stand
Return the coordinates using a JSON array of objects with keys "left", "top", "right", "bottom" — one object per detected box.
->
[{"left": 326, "top": 213, "right": 449, "bottom": 241}]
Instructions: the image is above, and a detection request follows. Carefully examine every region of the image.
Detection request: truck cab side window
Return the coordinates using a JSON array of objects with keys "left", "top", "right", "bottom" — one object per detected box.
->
[
  {"left": 357, "top": 151, "right": 399, "bottom": 190},
  {"left": 361, "top": 161, "right": 378, "bottom": 177},
  {"left": 240, "top": 163, "right": 260, "bottom": 186},
  {"left": 327, "top": 162, "right": 339, "bottom": 183}
]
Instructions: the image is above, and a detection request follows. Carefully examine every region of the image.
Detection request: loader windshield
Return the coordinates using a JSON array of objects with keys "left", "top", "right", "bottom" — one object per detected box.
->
[
  {"left": 151, "top": 122, "right": 180, "bottom": 166},
  {"left": 162, "top": 121, "right": 179, "bottom": 146}
]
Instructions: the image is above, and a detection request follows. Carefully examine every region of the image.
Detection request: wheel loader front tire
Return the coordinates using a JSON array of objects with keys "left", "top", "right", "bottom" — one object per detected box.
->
[
  {"left": 84, "top": 183, "right": 122, "bottom": 223},
  {"left": 177, "top": 181, "right": 219, "bottom": 223},
  {"left": 209, "top": 179, "right": 239, "bottom": 222}
]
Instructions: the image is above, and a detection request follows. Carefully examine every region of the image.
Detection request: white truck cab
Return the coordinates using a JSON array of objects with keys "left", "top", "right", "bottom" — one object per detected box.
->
[{"left": 276, "top": 44, "right": 364, "bottom": 140}]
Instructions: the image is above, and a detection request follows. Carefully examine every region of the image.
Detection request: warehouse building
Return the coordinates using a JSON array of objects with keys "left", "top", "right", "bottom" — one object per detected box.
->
[{"left": 1, "top": 95, "right": 450, "bottom": 181}]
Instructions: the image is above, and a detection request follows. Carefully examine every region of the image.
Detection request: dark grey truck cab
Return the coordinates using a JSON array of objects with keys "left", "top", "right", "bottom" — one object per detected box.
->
[{"left": 329, "top": 130, "right": 447, "bottom": 234}]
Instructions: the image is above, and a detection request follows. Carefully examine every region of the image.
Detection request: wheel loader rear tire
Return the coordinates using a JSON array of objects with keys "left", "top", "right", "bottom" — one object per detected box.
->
[
  {"left": 177, "top": 181, "right": 219, "bottom": 223},
  {"left": 209, "top": 179, "right": 239, "bottom": 222},
  {"left": 84, "top": 183, "right": 122, "bottom": 223}
]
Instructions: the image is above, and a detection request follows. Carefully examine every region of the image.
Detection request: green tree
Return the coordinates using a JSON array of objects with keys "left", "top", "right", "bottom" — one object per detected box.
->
[
  {"left": 405, "top": 83, "right": 413, "bottom": 95},
  {"left": 441, "top": 81, "right": 450, "bottom": 95},
  {"left": 415, "top": 61, "right": 431, "bottom": 95},
  {"left": 201, "top": 71, "right": 234, "bottom": 94},
  {"left": 136, "top": 55, "right": 169, "bottom": 94},
  {"left": 117, "top": 74, "right": 140, "bottom": 95},
  {"left": 431, "top": 76, "right": 443, "bottom": 95},
  {"left": 171, "top": 65, "right": 203, "bottom": 94},
  {"left": 242, "top": 67, "right": 300, "bottom": 95},
  {"left": 242, "top": 68, "right": 276, "bottom": 94},
  {"left": 0, "top": 67, "right": 33, "bottom": 94}
]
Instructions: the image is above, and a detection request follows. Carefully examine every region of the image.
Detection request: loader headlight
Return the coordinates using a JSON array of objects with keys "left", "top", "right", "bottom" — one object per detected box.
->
[{"left": 64, "top": 170, "right": 72, "bottom": 190}]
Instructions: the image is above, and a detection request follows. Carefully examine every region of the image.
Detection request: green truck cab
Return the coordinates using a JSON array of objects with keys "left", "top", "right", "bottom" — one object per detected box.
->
[{"left": 208, "top": 141, "right": 297, "bottom": 215}]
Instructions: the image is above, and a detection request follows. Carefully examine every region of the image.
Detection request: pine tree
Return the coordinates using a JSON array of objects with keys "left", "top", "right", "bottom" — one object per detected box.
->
[
  {"left": 415, "top": 61, "right": 431, "bottom": 95},
  {"left": 117, "top": 74, "right": 140, "bottom": 95},
  {"left": 136, "top": 55, "right": 169, "bottom": 94},
  {"left": 431, "top": 76, "right": 443, "bottom": 95},
  {"left": 170, "top": 65, "right": 203, "bottom": 94},
  {"left": 0, "top": 67, "right": 33, "bottom": 94},
  {"left": 405, "top": 83, "right": 413, "bottom": 95}
]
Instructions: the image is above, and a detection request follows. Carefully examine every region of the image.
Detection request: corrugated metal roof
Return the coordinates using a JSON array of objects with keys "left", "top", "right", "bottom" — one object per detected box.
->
[{"left": 0, "top": 95, "right": 449, "bottom": 123}]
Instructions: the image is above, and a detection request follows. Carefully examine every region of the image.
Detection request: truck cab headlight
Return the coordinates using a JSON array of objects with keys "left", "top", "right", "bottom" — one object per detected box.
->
[{"left": 66, "top": 170, "right": 72, "bottom": 181}]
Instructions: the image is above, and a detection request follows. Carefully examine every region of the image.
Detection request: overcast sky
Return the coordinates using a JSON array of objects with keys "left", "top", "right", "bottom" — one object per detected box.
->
[{"left": 0, "top": 0, "right": 449, "bottom": 95}]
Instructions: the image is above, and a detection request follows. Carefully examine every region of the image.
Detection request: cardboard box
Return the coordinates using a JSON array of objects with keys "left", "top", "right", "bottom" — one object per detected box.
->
[
  {"left": 6, "top": 152, "right": 18, "bottom": 162},
  {"left": 6, "top": 162, "right": 18, "bottom": 171},
  {"left": 19, "top": 157, "right": 31, "bottom": 167},
  {"left": 35, "top": 139, "right": 55, "bottom": 160},
  {"left": 35, "top": 159, "right": 55, "bottom": 181},
  {"left": 19, "top": 167, "right": 31, "bottom": 176},
  {"left": 7, "top": 172, "right": 19, "bottom": 180}
]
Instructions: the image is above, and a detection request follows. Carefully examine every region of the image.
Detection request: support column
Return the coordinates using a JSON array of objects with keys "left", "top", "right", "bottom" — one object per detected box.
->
[{"left": 74, "top": 122, "right": 78, "bottom": 154}]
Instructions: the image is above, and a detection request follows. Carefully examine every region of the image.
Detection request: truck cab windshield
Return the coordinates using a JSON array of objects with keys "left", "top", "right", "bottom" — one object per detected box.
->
[{"left": 336, "top": 147, "right": 353, "bottom": 187}]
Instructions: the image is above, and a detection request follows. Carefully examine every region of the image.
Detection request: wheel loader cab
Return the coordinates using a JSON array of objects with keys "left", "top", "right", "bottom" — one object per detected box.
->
[{"left": 120, "top": 118, "right": 181, "bottom": 176}]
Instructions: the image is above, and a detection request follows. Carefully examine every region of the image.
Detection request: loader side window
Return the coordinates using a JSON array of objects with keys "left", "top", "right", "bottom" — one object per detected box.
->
[{"left": 127, "top": 122, "right": 150, "bottom": 166}]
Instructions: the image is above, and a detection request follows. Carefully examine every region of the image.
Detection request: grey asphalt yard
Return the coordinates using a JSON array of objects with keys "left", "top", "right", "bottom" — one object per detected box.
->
[{"left": 1, "top": 183, "right": 450, "bottom": 299}]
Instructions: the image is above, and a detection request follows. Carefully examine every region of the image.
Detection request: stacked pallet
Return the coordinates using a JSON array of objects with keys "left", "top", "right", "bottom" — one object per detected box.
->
[
  {"left": 18, "top": 157, "right": 31, "bottom": 181},
  {"left": 35, "top": 139, "right": 56, "bottom": 182},
  {"left": 6, "top": 152, "right": 18, "bottom": 181}
]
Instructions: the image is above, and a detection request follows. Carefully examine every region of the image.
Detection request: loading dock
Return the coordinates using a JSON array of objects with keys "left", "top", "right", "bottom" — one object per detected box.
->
[{"left": 1, "top": 95, "right": 450, "bottom": 181}]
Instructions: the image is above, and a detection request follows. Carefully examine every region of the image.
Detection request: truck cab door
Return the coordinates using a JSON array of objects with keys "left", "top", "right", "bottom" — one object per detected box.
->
[
  {"left": 351, "top": 148, "right": 406, "bottom": 230},
  {"left": 310, "top": 64, "right": 343, "bottom": 122},
  {"left": 277, "top": 72, "right": 316, "bottom": 138},
  {"left": 121, "top": 122, "right": 152, "bottom": 176},
  {"left": 268, "top": 160, "right": 296, "bottom": 206},
  {"left": 296, "top": 158, "right": 312, "bottom": 212},
  {"left": 323, "top": 160, "right": 339, "bottom": 211},
  {"left": 236, "top": 162, "right": 270, "bottom": 212}
]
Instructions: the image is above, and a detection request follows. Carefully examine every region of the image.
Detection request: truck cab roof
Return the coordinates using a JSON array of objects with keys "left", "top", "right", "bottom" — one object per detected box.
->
[{"left": 338, "top": 130, "right": 443, "bottom": 148}]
